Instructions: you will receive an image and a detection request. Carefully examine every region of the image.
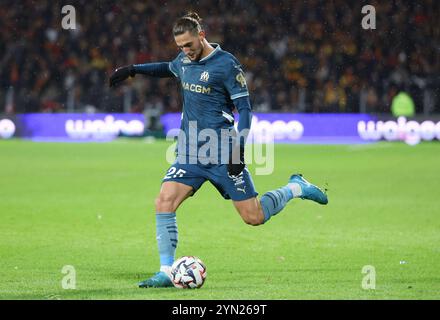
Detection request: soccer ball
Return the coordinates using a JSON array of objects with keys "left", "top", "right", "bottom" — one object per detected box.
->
[{"left": 170, "top": 256, "right": 207, "bottom": 289}]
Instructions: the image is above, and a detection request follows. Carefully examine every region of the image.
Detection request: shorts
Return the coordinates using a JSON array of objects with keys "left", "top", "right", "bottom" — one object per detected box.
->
[{"left": 162, "top": 161, "right": 258, "bottom": 201}]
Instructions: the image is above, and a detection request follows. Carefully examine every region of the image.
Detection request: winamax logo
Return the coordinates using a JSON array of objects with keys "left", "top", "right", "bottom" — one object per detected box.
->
[
  {"left": 358, "top": 117, "right": 440, "bottom": 144},
  {"left": 0, "top": 118, "right": 16, "bottom": 139},
  {"left": 65, "top": 115, "right": 144, "bottom": 139}
]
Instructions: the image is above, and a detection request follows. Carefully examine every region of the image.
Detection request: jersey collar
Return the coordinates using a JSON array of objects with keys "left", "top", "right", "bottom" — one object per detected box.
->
[{"left": 199, "top": 43, "right": 220, "bottom": 62}]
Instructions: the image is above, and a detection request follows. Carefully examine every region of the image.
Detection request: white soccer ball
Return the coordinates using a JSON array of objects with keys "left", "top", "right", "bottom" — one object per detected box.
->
[{"left": 170, "top": 256, "right": 207, "bottom": 289}]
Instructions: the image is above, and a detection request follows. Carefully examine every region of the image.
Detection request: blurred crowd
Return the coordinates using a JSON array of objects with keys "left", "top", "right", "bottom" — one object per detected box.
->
[{"left": 0, "top": 0, "right": 439, "bottom": 119}]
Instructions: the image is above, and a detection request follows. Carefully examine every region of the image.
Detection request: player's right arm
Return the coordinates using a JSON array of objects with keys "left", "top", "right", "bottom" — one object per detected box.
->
[{"left": 109, "top": 62, "right": 178, "bottom": 87}]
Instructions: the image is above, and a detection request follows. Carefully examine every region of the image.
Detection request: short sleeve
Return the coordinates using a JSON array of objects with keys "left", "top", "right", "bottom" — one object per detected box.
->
[{"left": 223, "top": 59, "right": 249, "bottom": 100}]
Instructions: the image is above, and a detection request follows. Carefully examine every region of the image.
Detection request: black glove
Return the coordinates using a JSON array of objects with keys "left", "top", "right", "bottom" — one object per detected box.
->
[
  {"left": 109, "top": 65, "right": 135, "bottom": 87},
  {"left": 228, "top": 145, "right": 245, "bottom": 177}
]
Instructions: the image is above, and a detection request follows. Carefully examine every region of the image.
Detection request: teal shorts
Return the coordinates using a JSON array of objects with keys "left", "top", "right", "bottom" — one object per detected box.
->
[{"left": 162, "top": 161, "right": 258, "bottom": 201}]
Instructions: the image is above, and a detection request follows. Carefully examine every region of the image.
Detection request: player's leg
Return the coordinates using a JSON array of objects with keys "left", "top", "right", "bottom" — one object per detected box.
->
[
  {"left": 233, "top": 197, "right": 265, "bottom": 225},
  {"left": 139, "top": 163, "right": 206, "bottom": 288},
  {"left": 207, "top": 166, "right": 264, "bottom": 225},
  {"left": 233, "top": 173, "right": 328, "bottom": 225},
  {"left": 154, "top": 181, "right": 194, "bottom": 270},
  {"left": 233, "top": 184, "right": 293, "bottom": 225},
  {"left": 155, "top": 180, "right": 194, "bottom": 212},
  {"left": 139, "top": 181, "right": 194, "bottom": 288}
]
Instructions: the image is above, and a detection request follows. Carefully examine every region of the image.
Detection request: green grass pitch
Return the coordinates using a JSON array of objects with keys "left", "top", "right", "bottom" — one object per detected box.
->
[{"left": 1, "top": 139, "right": 439, "bottom": 299}]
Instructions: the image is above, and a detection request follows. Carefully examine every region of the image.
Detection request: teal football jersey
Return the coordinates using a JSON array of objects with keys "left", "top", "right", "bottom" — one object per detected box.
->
[{"left": 168, "top": 44, "right": 249, "bottom": 165}]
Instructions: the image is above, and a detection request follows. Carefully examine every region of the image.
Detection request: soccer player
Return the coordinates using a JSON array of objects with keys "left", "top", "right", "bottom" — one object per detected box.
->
[{"left": 109, "top": 12, "right": 328, "bottom": 288}]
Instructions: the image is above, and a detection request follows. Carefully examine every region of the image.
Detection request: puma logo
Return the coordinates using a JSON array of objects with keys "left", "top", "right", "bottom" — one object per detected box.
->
[{"left": 237, "top": 186, "right": 246, "bottom": 194}]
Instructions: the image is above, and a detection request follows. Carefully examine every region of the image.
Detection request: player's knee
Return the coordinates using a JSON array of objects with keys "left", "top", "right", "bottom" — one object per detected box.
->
[
  {"left": 155, "top": 193, "right": 178, "bottom": 212},
  {"left": 241, "top": 210, "right": 264, "bottom": 226}
]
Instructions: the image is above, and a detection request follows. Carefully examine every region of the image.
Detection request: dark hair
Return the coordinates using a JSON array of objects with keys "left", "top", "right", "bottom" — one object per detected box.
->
[{"left": 173, "top": 12, "right": 203, "bottom": 36}]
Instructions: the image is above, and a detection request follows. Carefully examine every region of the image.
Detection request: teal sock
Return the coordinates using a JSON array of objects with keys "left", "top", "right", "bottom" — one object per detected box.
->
[
  {"left": 260, "top": 186, "right": 293, "bottom": 223},
  {"left": 155, "top": 213, "right": 178, "bottom": 268}
]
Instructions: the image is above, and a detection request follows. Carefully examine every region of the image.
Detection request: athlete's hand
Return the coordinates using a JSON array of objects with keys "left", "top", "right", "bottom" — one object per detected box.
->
[
  {"left": 228, "top": 145, "right": 245, "bottom": 177},
  {"left": 109, "top": 65, "right": 135, "bottom": 87}
]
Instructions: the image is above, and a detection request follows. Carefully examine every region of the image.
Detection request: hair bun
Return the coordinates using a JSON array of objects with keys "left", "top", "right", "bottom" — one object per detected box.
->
[{"left": 184, "top": 11, "right": 202, "bottom": 23}]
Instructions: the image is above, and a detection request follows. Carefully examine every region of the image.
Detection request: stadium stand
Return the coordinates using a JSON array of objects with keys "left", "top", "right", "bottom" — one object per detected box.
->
[{"left": 0, "top": 0, "right": 438, "bottom": 117}]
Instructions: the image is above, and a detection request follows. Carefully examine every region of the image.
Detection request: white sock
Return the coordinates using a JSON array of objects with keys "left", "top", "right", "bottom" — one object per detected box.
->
[
  {"left": 160, "top": 265, "right": 171, "bottom": 275},
  {"left": 287, "top": 182, "right": 303, "bottom": 198}
]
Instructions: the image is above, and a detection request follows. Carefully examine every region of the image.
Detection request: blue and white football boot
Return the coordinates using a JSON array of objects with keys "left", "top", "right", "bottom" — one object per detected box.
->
[{"left": 288, "top": 174, "right": 328, "bottom": 205}]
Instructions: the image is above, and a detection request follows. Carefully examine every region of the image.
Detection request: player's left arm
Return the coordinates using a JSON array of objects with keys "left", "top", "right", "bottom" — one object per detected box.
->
[
  {"left": 224, "top": 59, "right": 252, "bottom": 176},
  {"left": 234, "top": 96, "right": 252, "bottom": 152},
  {"left": 228, "top": 96, "right": 252, "bottom": 176}
]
